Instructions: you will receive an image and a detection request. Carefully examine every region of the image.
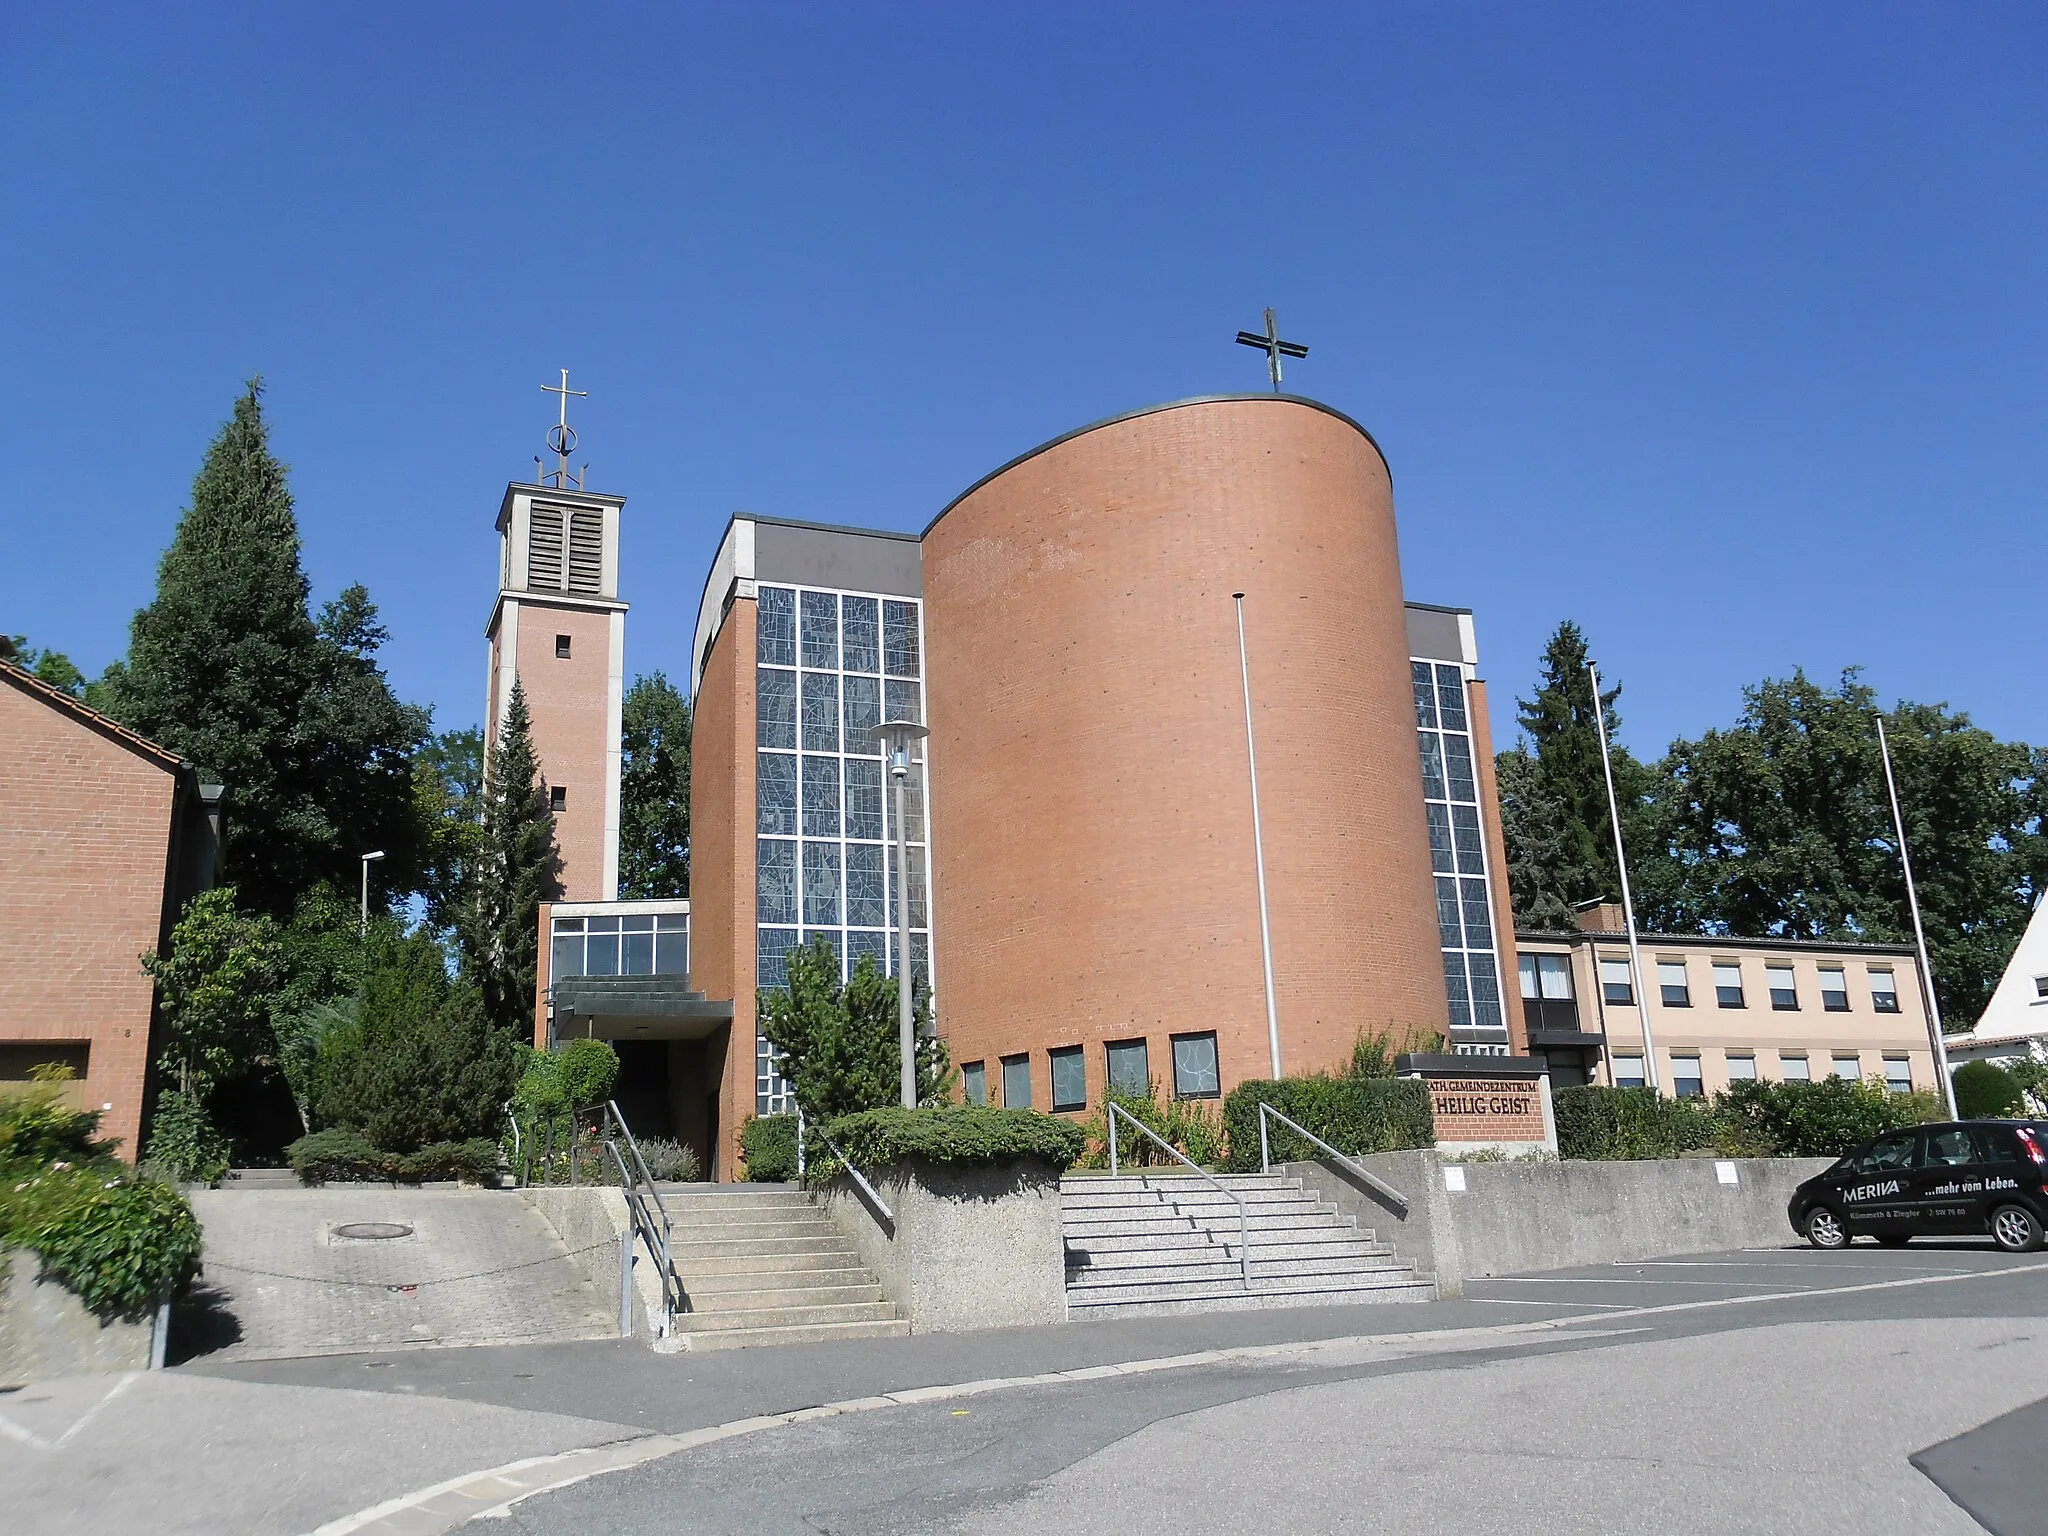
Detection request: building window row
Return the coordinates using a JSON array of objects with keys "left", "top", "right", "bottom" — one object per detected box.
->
[
  {"left": 1413, "top": 659, "right": 1505, "bottom": 1047},
  {"left": 1589, "top": 954, "right": 1902, "bottom": 1015},
  {"left": 959, "top": 1032, "right": 1222, "bottom": 1111},
  {"left": 551, "top": 913, "right": 689, "bottom": 979},
  {"left": 1610, "top": 1050, "right": 1915, "bottom": 1092}
]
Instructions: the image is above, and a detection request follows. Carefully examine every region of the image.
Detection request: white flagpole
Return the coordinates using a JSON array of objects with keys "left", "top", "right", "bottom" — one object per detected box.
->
[{"left": 1589, "top": 663, "right": 1658, "bottom": 1091}]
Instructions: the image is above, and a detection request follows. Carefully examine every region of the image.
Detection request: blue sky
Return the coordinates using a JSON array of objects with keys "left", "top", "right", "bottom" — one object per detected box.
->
[{"left": 5, "top": 5, "right": 2044, "bottom": 758}]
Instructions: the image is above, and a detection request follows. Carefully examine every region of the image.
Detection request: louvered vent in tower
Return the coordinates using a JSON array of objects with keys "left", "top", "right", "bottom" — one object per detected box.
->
[
  {"left": 528, "top": 506, "right": 566, "bottom": 589},
  {"left": 567, "top": 510, "right": 603, "bottom": 594}
]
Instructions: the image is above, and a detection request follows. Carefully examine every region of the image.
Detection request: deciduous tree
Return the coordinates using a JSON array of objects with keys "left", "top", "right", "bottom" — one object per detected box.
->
[{"left": 619, "top": 672, "right": 691, "bottom": 898}]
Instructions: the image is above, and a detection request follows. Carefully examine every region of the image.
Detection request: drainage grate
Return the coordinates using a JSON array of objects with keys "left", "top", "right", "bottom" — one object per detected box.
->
[{"left": 334, "top": 1222, "right": 414, "bottom": 1240}]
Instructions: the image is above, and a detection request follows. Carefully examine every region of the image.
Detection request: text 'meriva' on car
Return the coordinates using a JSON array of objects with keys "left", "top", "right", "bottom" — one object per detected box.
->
[{"left": 1788, "top": 1120, "right": 2048, "bottom": 1252}]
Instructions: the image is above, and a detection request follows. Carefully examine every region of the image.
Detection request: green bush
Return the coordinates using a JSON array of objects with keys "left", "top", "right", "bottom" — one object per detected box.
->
[
  {"left": 1220, "top": 1077, "right": 1436, "bottom": 1171},
  {"left": 0, "top": 1080, "right": 115, "bottom": 1165},
  {"left": 818, "top": 1106, "right": 1088, "bottom": 1180},
  {"left": 757, "top": 939, "right": 950, "bottom": 1119},
  {"left": 634, "top": 1137, "right": 702, "bottom": 1183},
  {"left": 1076, "top": 1083, "right": 1224, "bottom": 1169},
  {"left": 741, "top": 1114, "right": 798, "bottom": 1182},
  {"left": 1953, "top": 1060, "right": 2026, "bottom": 1120},
  {"left": 1553, "top": 1086, "right": 1716, "bottom": 1160},
  {"left": 22, "top": 1178, "right": 203, "bottom": 1319},
  {"left": 1714, "top": 1077, "right": 1940, "bottom": 1158},
  {"left": 142, "top": 1089, "right": 234, "bottom": 1185},
  {"left": 287, "top": 1127, "right": 498, "bottom": 1185}
]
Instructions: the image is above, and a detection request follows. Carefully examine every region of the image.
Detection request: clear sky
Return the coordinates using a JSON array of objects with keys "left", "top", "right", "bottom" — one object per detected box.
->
[{"left": 6, "top": 5, "right": 2044, "bottom": 759}]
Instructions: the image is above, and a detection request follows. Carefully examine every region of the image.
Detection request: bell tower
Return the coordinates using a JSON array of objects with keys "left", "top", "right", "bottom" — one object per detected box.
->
[{"left": 484, "top": 370, "right": 627, "bottom": 900}]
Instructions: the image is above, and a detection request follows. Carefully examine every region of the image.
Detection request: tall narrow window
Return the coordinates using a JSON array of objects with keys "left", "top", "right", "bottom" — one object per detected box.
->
[
  {"left": 1171, "top": 1033, "right": 1221, "bottom": 1099},
  {"left": 961, "top": 1062, "right": 987, "bottom": 1106},
  {"left": 555, "top": 634, "right": 572, "bottom": 659},
  {"left": 1412, "top": 654, "right": 1503, "bottom": 1049},
  {"left": 1869, "top": 969, "right": 1900, "bottom": 1013},
  {"left": 1001, "top": 1054, "right": 1033, "bottom": 1109},
  {"left": 527, "top": 505, "right": 565, "bottom": 588},
  {"left": 1819, "top": 967, "right": 1850, "bottom": 1012},
  {"left": 566, "top": 510, "right": 603, "bottom": 593},
  {"left": 1106, "top": 1038, "right": 1149, "bottom": 1098},
  {"left": 1050, "top": 1046, "right": 1087, "bottom": 1111}
]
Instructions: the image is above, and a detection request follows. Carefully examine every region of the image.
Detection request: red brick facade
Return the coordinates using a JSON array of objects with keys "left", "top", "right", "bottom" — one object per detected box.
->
[
  {"left": 0, "top": 665, "right": 202, "bottom": 1159},
  {"left": 921, "top": 397, "right": 1450, "bottom": 1110}
]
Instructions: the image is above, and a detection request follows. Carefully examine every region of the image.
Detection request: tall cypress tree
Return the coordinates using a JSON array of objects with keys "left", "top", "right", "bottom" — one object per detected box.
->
[
  {"left": 459, "top": 679, "right": 559, "bottom": 1033},
  {"left": 113, "top": 381, "right": 426, "bottom": 918}
]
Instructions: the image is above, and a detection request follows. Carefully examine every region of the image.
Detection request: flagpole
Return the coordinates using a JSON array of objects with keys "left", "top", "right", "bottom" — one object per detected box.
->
[
  {"left": 1876, "top": 715, "right": 1957, "bottom": 1117},
  {"left": 1589, "top": 663, "right": 1659, "bottom": 1091}
]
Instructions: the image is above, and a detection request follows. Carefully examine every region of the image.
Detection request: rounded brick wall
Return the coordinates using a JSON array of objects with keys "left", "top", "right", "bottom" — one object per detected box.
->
[{"left": 922, "top": 396, "right": 1448, "bottom": 1101}]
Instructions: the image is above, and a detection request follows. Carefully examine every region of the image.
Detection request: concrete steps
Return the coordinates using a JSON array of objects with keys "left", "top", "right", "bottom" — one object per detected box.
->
[
  {"left": 1061, "top": 1170, "right": 1434, "bottom": 1318},
  {"left": 662, "top": 1189, "right": 907, "bottom": 1349}
]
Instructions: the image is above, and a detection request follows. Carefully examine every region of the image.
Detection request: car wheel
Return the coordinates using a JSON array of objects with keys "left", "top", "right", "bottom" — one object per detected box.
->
[
  {"left": 1990, "top": 1204, "right": 2046, "bottom": 1254},
  {"left": 1876, "top": 1234, "right": 1911, "bottom": 1248},
  {"left": 1805, "top": 1207, "right": 1850, "bottom": 1250}
]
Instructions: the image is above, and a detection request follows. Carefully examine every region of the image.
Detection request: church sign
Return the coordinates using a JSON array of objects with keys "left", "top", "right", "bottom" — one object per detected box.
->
[{"left": 1396, "top": 1054, "right": 1558, "bottom": 1155}]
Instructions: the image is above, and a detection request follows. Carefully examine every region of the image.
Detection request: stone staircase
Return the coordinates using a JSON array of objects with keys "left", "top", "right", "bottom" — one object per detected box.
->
[
  {"left": 659, "top": 1186, "right": 908, "bottom": 1350},
  {"left": 1061, "top": 1171, "right": 1435, "bottom": 1317}
]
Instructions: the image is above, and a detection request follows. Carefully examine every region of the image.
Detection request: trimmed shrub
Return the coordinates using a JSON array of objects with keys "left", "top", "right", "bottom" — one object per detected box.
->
[
  {"left": 1553, "top": 1086, "right": 1716, "bottom": 1160},
  {"left": 818, "top": 1106, "right": 1087, "bottom": 1180},
  {"left": 1954, "top": 1060, "right": 2026, "bottom": 1120},
  {"left": 633, "top": 1137, "right": 702, "bottom": 1183},
  {"left": 287, "top": 1127, "right": 498, "bottom": 1185},
  {"left": 741, "top": 1114, "right": 798, "bottom": 1182},
  {"left": 21, "top": 1178, "right": 203, "bottom": 1319},
  {"left": 1714, "top": 1078, "right": 1940, "bottom": 1158},
  {"left": 1220, "top": 1077, "right": 1435, "bottom": 1172},
  {"left": 0, "top": 1080, "right": 114, "bottom": 1165}
]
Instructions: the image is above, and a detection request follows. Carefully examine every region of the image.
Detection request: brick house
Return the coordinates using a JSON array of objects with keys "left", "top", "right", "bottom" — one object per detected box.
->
[{"left": 0, "top": 659, "right": 222, "bottom": 1158}]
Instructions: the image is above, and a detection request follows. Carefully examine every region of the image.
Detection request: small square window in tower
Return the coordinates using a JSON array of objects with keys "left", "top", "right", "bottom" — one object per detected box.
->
[
  {"left": 555, "top": 634, "right": 572, "bottom": 659},
  {"left": 549, "top": 785, "right": 567, "bottom": 812}
]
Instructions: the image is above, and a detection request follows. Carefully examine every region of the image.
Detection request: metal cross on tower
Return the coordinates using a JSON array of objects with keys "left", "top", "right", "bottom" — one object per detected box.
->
[
  {"left": 1234, "top": 308, "right": 1309, "bottom": 391},
  {"left": 538, "top": 368, "right": 589, "bottom": 489}
]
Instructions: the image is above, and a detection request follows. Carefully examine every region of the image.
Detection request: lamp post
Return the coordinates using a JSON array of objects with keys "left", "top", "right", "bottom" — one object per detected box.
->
[
  {"left": 1876, "top": 715, "right": 1958, "bottom": 1117},
  {"left": 870, "top": 721, "right": 930, "bottom": 1109},
  {"left": 1587, "top": 664, "right": 1658, "bottom": 1091},
  {"left": 360, "top": 850, "right": 385, "bottom": 936}
]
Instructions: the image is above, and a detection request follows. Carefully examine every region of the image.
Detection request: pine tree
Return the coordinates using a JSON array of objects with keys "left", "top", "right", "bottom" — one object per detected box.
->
[
  {"left": 619, "top": 671, "right": 692, "bottom": 898},
  {"left": 1496, "top": 621, "right": 1662, "bottom": 928},
  {"left": 459, "top": 679, "right": 559, "bottom": 1033},
  {"left": 112, "top": 381, "right": 426, "bottom": 918}
]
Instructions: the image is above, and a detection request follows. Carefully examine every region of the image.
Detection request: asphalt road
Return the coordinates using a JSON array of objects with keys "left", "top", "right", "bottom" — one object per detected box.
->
[{"left": 8, "top": 1240, "right": 2046, "bottom": 1535}]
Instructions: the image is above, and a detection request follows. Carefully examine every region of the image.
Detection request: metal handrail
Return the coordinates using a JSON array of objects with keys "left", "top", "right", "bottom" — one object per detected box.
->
[
  {"left": 814, "top": 1124, "right": 894, "bottom": 1225},
  {"left": 504, "top": 1103, "right": 522, "bottom": 1186},
  {"left": 1256, "top": 1101, "right": 1410, "bottom": 1218},
  {"left": 1107, "top": 1102, "right": 1251, "bottom": 1287},
  {"left": 598, "top": 1100, "right": 682, "bottom": 1330}
]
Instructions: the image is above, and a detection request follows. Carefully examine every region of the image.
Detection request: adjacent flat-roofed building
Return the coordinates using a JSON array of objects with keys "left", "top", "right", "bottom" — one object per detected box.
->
[
  {"left": 0, "top": 659, "right": 221, "bottom": 1158},
  {"left": 1515, "top": 904, "right": 1937, "bottom": 1095}
]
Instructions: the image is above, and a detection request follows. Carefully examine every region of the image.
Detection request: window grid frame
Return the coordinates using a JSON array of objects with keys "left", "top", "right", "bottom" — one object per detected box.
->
[
  {"left": 1411, "top": 658, "right": 1508, "bottom": 1051},
  {"left": 754, "top": 582, "right": 935, "bottom": 1113}
]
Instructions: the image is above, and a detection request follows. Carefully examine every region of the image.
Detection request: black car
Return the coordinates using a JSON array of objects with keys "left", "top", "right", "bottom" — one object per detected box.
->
[{"left": 1788, "top": 1120, "right": 2048, "bottom": 1252}]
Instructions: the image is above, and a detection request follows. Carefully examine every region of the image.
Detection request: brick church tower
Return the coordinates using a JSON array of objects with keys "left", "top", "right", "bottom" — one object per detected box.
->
[{"left": 484, "top": 372, "right": 627, "bottom": 901}]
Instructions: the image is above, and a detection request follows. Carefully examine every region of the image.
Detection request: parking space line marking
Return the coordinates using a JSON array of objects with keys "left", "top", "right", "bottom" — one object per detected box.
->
[
  {"left": 1620, "top": 1260, "right": 1975, "bottom": 1272},
  {"left": 1475, "top": 1276, "right": 1822, "bottom": 1287}
]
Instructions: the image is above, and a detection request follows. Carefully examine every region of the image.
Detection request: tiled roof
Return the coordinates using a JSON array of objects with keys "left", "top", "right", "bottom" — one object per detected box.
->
[{"left": 0, "top": 658, "right": 192, "bottom": 776}]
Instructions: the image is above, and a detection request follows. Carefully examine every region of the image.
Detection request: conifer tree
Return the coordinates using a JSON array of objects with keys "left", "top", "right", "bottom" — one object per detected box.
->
[
  {"left": 112, "top": 381, "right": 426, "bottom": 917},
  {"left": 459, "top": 679, "right": 559, "bottom": 1033},
  {"left": 1495, "top": 621, "right": 1662, "bottom": 928}
]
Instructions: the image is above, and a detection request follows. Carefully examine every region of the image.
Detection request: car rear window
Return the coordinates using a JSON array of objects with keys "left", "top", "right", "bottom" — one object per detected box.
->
[{"left": 1972, "top": 1127, "right": 2022, "bottom": 1164}]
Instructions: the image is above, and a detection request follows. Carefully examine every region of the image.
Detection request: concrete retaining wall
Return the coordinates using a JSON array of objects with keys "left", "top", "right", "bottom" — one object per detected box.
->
[
  {"left": 818, "top": 1158, "right": 1068, "bottom": 1332},
  {"left": 521, "top": 1186, "right": 662, "bottom": 1339},
  {"left": 1284, "top": 1152, "right": 1835, "bottom": 1299},
  {"left": 0, "top": 1248, "right": 156, "bottom": 1386}
]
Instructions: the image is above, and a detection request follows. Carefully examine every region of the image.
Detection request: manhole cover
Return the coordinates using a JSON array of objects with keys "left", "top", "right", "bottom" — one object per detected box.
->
[{"left": 334, "top": 1222, "right": 413, "bottom": 1240}]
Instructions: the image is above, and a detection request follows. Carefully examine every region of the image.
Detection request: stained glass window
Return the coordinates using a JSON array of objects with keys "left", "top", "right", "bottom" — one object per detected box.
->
[{"left": 1414, "top": 652, "right": 1505, "bottom": 1049}]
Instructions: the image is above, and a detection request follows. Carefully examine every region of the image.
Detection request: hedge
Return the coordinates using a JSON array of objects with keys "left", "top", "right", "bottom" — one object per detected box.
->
[
  {"left": 741, "top": 1114, "right": 799, "bottom": 1182},
  {"left": 1220, "top": 1077, "right": 1435, "bottom": 1172},
  {"left": 818, "top": 1106, "right": 1088, "bottom": 1179},
  {"left": 287, "top": 1128, "right": 500, "bottom": 1185},
  {"left": 1554, "top": 1079, "right": 1944, "bottom": 1161}
]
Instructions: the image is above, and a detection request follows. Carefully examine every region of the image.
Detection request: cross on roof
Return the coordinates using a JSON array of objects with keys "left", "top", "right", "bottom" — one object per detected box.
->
[
  {"left": 1234, "top": 308, "right": 1308, "bottom": 391},
  {"left": 539, "top": 368, "right": 589, "bottom": 488}
]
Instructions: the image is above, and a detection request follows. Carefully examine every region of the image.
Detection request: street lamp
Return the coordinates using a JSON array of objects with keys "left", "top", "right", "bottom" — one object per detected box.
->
[
  {"left": 360, "top": 850, "right": 386, "bottom": 935},
  {"left": 869, "top": 720, "right": 930, "bottom": 1110}
]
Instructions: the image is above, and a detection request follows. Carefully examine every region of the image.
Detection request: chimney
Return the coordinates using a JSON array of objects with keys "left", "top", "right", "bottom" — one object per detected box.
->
[{"left": 1573, "top": 899, "right": 1625, "bottom": 934}]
